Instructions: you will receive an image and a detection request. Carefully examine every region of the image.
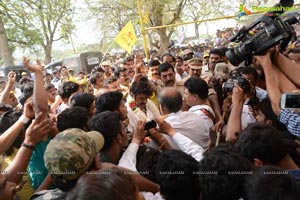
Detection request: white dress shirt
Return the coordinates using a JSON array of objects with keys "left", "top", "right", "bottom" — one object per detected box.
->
[{"left": 189, "top": 104, "right": 215, "bottom": 141}]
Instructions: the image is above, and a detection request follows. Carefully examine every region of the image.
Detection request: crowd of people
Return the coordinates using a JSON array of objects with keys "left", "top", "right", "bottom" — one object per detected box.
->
[{"left": 1, "top": 24, "right": 300, "bottom": 200}]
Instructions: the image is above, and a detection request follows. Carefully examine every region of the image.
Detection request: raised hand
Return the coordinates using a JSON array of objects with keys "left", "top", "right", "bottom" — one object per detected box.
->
[
  {"left": 24, "top": 112, "right": 51, "bottom": 146},
  {"left": 23, "top": 57, "right": 43, "bottom": 73}
]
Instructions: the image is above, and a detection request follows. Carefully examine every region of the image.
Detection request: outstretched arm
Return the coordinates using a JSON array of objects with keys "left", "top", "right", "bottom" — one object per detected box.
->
[
  {"left": 23, "top": 58, "right": 48, "bottom": 117},
  {"left": 5, "top": 113, "right": 51, "bottom": 184},
  {"left": 225, "top": 86, "right": 244, "bottom": 143},
  {"left": 0, "top": 71, "right": 16, "bottom": 106},
  {"left": 254, "top": 51, "right": 282, "bottom": 115}
]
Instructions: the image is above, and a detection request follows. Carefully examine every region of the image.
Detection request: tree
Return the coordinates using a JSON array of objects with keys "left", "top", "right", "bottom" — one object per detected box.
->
[
  {"left": 0, "top": 14, "right": 14, "bottom": 66},
  {"left": 184, "top": 0, "right": 232, "bottom": 41},
  {"left": 85, "top": 0, "right": 187, "bottom": 54},
  {"left": 0, "top": 0, "right": 74, "bottom": 64}
]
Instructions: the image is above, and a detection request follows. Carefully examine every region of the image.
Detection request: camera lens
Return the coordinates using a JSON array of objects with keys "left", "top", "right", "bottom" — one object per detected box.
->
[
  {"left": 222, "top": 81, "right": 235, "bottom": 93},
  {"left": 226, "top": 48, "right": 244, "bottom": 66}
]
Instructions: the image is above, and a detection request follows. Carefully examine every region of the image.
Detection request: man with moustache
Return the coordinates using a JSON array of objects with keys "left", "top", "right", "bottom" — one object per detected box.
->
[
  {"left": 148, "top": 59, "right": 163, "bottom": 95},
  {"left": 114, "top": 67, "right": 131, "bottom": 98}
]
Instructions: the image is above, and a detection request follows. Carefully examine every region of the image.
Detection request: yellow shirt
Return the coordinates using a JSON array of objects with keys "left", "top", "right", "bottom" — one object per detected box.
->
[{"left": 3, "top": 148, "right": 35, "bottom": 200}]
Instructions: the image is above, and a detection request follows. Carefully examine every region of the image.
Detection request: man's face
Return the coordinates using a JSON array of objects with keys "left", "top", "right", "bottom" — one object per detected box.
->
[
  {"left": 119, "top": 71, "right": 130, "bottom": 86},
  {"left": 203, "top": 56, "right": 209, "bottom": 65},
  {"left": 148, "top": 65, "right": 160, "bottom": 81},
  {"left": 183, "top": 87, "right": 195, "bottom": 107},
  {"left": 160, "top": 68, "right": 175, "bottom": 87},
  {"left": 175, "top": 59, "right": 184, "bottom": 75},
  {"left": 255, "top": 110, "right": 267, "bottom": 124},
  {"left": 118, "top": 100, "right": 128, "bottom": 120},
  {"left": 44, "top": 75, "right": 52, "bottom": 84},
  {"left": 54, "top": 72, "right": 60, "bottom": 78},
  {"left": 120, "top": 121, "right": 129, "bottom": 147},
  {"left": 46, "top": 87, "right": 57, "bottom": 102},
  {"left": 61, "top": 67, "right": 68, "bottom": 76},
  {"left": 209, "top": 53, "right": 221, "bottom": 64},
  {"left": 96, "top": 76, "right": 104, "bottom": 88},
  {"left": 163, "top": 56, "right": 174, "bottom": 66},
  {"left": 189, "top": 68, "right": 202, "bottom": 77},
  {"left": 8, "top": 93, "right": 18, "bottom": 107},
  {"left": 102, "top": 65, "right": 111, "bottom": 73},
  {"left": 134, "top": 93, "right": 148, "bottom": 109},
  {"left": 107, "top": 81, "right": 121, "bottom": 92}
]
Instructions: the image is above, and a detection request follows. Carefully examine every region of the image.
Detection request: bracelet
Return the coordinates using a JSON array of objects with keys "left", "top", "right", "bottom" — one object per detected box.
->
[
  {"left": 19, "top": 115, "right": 30, "bottom": 124},
  {"left": 22, "top": 143, "right": 35, "bottom": 150}
]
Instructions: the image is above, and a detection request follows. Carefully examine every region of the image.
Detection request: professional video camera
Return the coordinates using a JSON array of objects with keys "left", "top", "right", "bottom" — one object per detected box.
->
[
  {"left": 226, "top": 2, "right": 300, "bottom": 66},
  {"left": 222, "top": 71, "right": 251, "bottom": 94}
]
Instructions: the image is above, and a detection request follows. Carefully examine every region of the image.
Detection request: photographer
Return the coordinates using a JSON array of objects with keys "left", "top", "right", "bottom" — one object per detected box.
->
[{"left": 254, "top": 49, "right": 300, "bottom": 138}]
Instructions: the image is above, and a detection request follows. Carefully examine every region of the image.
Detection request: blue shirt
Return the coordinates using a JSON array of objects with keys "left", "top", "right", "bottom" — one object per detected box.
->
[
  {"left": 29, "top": 137, "right": 51, "bottom": 189},
  {"left": 278, "top": 109, "right": 300, "bottom": 138}
]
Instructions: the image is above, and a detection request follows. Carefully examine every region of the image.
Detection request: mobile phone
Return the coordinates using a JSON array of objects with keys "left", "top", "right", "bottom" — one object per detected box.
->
[
  {"left": 280, "top": 93, "right": 300, "bottom": 110},
  {"left": 144, "top": 120, "right": 157, "bottom": 130}
]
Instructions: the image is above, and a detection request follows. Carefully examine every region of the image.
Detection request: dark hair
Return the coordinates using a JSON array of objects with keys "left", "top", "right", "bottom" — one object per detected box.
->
[
  {"left": 136, "top": 145, "right": 161, "bottom": 183},
  {"left": 244, "top": 165, "right": 300, "bottom": 200},
  {"left": 69, "top": 92, "right": 95, "bottom": 111},
  {"left": 198, "top": 144, "right": 253, "bottom": 200},
  {"left": 148, "top": 59, "right": 160, "bottom": 67},
  {"left": 103, "top": 77, "right": 118, "bottom": 88},
  {"left": 158, "top": 63, "right": 175, "bottom": 76},
  {"left": 219, "top": 47, "right": 228, "bottom": 57},
  {"left": 258, "top": 98, "right": 287, "bottom": 130},
  {"left": 240, "top": 66, "right": 258, "bottom": 81},
  {"left": 66, "top": 168, "right": 137, "bottom": 200},
  {"left": 0, "top": 110, "right": 25, "bottom": 156},
  {"left": 114, "top": 67, "right": 127, "bottom": 78},
  {"left": 184, "top": 77, "right": 208, "bottom": 100},
  {"left": 59, "top": 66, "right": 67, "bottom": 73},
  {"left": 96, "top": 91, "right": 123, "bottom": 114},
  {"left": 209, "top": 48, "right": 222, "bottom": 57},
  {"left": 156, "top": 150, "right": 200, "bottom": 200},
  {"left": 89, "top": 72, "right": 103, "bottom": 85},
  {"left": 161, "top": 53, "right": 175, "bottom": 62},
  {"left": 45, "top": 83, "right": 56, "bottom": 91},
  {"left": 58, "top": 81, "right": 80, "bottom": 100},
  {"left": 89, "top": 111, "right": 121, "bottom": 151},
  {"left": 19, "top": 77, "right": 32, "bottom": 85},
  {"left": 175, "top": 56, "right": 183, "bottom": 62},
  {"left": 130, "top": 81, "right": 152, "bottom": 97},
  {"left": 234, "top": 123, "right": 288, "bottom": 165},
  {"left": 57, "top": 107, "right": 89, "bottom": 132},
  {"left": 19, "top": 82, "right": 34, "bottom": 106},
  {"left": 158, "top": 88, "right": 182, "bottom": 113}
]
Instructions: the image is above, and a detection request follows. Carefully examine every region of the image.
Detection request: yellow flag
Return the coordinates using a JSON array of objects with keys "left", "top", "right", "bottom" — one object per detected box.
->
[{"left": 115, "top": 21, "right": 138, "bottom": 54}]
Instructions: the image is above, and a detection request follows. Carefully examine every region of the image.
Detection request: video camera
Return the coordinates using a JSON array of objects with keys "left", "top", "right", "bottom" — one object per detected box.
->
[{"left": 226, "top": 11, "right": 300, "bottom": 66}]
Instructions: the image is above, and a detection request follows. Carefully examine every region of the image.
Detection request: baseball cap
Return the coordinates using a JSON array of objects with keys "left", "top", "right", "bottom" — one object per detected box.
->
[
  {"left": 214, "top": 62, "right": 229, "bottom": 80},
  {"left": 44, "top": 128, "right": 104, "bottom": 181},
  {"left": 182, "top": 48, "right": 194, "bottom": 56},
  {"left": 188, "top": 58, "right": 203, "bottom": 70},
  {"left": 203, "top": 52, "right": 209, "bottom": 58},
  {"left": 21, "top": 72, "right": 27, "bottom": 76},
  {"left": 101, "top": 61, "right": 110, "bottom": 66}
]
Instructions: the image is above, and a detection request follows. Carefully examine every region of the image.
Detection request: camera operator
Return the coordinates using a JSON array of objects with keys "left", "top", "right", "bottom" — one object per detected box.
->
[{"left": 254, "top": 49, "right": 300, "bottom": 139}]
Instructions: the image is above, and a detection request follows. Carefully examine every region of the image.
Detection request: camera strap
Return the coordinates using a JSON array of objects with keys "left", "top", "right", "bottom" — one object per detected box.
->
[{"left": 199, "top": 108, "right": 216, "bottom": 124}]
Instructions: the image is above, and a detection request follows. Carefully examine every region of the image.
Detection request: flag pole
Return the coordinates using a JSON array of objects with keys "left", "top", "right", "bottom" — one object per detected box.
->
[
  {"left": 99, "top": 39, "right": 115, "bottom": 67},
  {"left": 137, "top": 0, "right": 149, "bottom": 61}
]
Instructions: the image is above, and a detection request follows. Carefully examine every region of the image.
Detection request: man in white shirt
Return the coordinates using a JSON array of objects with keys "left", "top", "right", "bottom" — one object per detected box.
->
[
  {"left": 184, "top": 77, "right": 215, "bottom": 143},
  {"left": 156, "top": 87, "right": 209, "bottom": 149}
]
